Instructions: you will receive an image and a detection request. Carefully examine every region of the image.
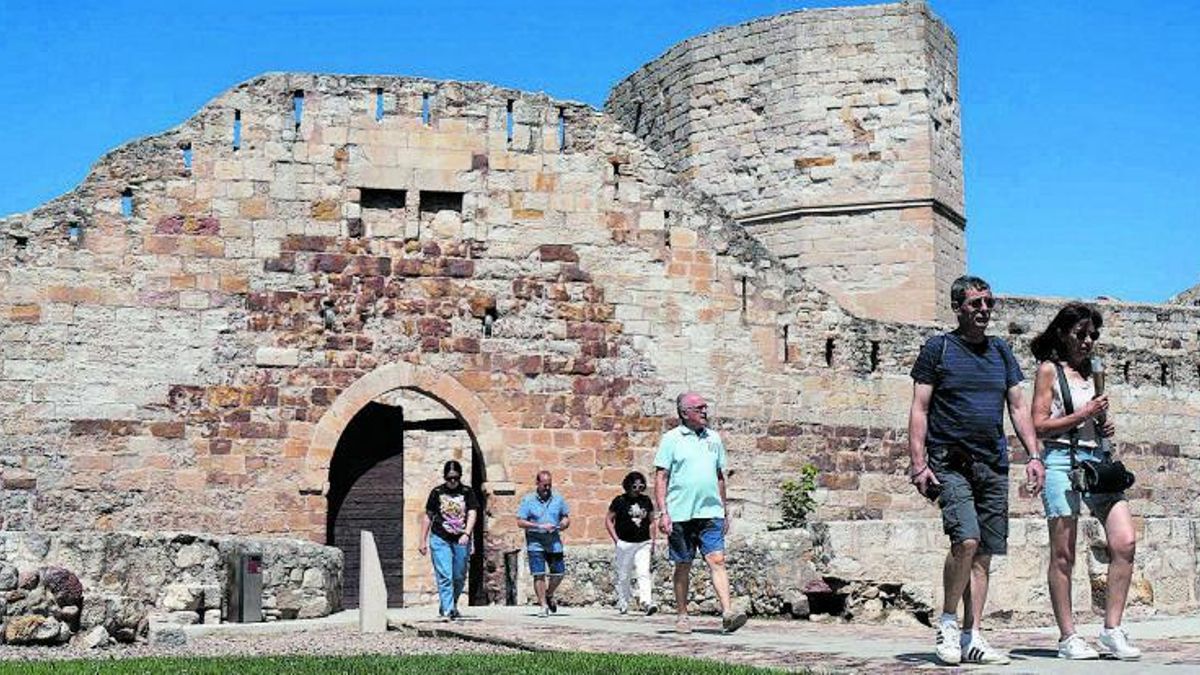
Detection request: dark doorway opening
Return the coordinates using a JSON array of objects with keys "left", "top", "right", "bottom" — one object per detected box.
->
[
  {"left": 326, "top": 401, "right": 406, "bottom": 608},
  {"left": 326, "top": 395, "right": 488, "bottom": 609}
]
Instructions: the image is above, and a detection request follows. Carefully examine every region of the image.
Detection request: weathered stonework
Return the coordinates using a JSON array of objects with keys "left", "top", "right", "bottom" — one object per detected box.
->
[
  {"left": 0, "top": 1, "right": 1197, "bottom": 620},
  {"left": 0, "top": 532, "right": 342, "bottom": 628},
  {"left": 606, "top": 1, "right": 964, "bottom": 322}
]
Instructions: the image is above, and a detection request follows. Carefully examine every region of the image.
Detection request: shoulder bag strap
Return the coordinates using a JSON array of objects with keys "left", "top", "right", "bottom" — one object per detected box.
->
[{"left": 1053, "top": 362, "right": 1080, "bottom": 468}]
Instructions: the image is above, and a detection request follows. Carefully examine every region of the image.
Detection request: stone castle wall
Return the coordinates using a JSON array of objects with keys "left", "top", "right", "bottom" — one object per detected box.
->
[
  {"left": 606, "top": 1, "right": 964, "bottom": 323},
  {"left": 0, "top": 2, "right": 1197, "bottom": 619}
]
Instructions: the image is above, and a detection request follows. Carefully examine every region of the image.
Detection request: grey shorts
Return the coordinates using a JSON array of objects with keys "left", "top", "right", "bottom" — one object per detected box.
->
[{"left": 929, "top": 446, "right": 1010, "bottom": 555}]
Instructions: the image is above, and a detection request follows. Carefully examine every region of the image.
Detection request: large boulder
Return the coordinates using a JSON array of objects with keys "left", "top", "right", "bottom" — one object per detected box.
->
[{"left": 1, "top": 565, "right": 86, "bottom": 646}]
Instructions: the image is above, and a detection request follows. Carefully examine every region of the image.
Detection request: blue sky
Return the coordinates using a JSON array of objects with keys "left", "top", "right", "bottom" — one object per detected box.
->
[{"left": 2, "top": 0, "right": 1196, "bottom": 303}]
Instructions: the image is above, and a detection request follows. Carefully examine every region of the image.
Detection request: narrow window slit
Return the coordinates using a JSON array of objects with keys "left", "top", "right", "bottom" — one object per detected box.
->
[
  {"left": 740, "top": 277, "right": 748, "bottom": 312},
  {"left": 422, "top": 93, "right": 431, "bottom": 125},
  {"left": 825, "top": 338, "right": 835, "bottom": 367},
  {"left": 664, "top": 211, "right": 672, "bottom": 248},
  {"left": 557, "top": 107, "right": 566, "bottom": 152},
  {"left": 1160, "top": 363, "right": 1169, "bottom": 386},
  {"left": 233, "top": 110, "right": 242, "bottom": 150},
  {"left": 1122, "top": 361, "right": 1131, "bottom": 382},
  {"left": 66, "top": 223, "right": 82, "bottom": 246},
  {"left": 632, "top": 101, "right": 643, "bottom": 134},
  {"left": 611, "top": 160, "right": 620, "bottom": 201},
  {"left": 782, "top": 325, "right": 790, "bottom": 363},
  {"left": 293, "top": 90, "right": 304, "bottom": 131},
  {"left": 869, "top": 341, "right": 880, "bottom": 372},
  {"left": 506, "top": 99, "right": 514, "bottom": 144},
  {"left": 375, "top": 88, "right": 384, "bottom": 122},
  {"left": 483, "top": 307, "right": 498, "bottom": 337},
  {"left": 121, "top": 188, "right": 134, "bottom": 218},
  {"left": 181, "top": 143, "right": 193, "bottom": 169}
]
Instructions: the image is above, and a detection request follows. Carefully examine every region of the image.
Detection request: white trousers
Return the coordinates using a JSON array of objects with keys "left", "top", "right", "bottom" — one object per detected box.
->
[{"left": 613, "top": 539, "right": 653, "bottom": 608}]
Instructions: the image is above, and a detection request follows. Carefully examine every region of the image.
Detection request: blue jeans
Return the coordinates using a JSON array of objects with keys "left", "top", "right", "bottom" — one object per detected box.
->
[{"left": 429, "top": 535, "right": 469, "bottom": 615}]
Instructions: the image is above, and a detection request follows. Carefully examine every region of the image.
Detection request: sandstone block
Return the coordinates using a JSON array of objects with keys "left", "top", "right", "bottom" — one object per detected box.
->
[{"left": 255, "top": 347, "right": 300, "bottom": 367}]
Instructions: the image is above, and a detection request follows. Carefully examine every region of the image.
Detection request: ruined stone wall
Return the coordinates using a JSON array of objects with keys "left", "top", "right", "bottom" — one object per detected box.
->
[
  {"left": 605, "top": 1, "right": 965, "bottom": 323},
  {"left": 1, "top": 72, "right": 876, "bottom": 604},
  {"left": 0, "top": 531, "right": 342, "bottom": 625},
  {"left": 0, "top": 6, "right": 1197, "bottom": 619}
]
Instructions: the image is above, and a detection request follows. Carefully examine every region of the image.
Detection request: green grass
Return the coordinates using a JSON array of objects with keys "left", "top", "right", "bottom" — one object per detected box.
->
[{"left": 0, "top": 653, "right": 789, "bottom": 674}]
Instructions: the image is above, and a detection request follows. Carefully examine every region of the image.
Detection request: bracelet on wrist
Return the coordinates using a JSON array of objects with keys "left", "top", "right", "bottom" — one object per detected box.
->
[
  {"left": 908, "top": 464, "right": 928, "bottom": 478},
  {"left": 1027, "top": 455, "right": 1044, "bottom": 465}
]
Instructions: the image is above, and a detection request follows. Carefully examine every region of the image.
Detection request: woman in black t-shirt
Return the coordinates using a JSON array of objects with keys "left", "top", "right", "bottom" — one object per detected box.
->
[
  {"left": 605, "top": 471, "right": 658, "bottom": 615},
  {"left": 419, "top": 460, "right": 478, "bottom": 620}
]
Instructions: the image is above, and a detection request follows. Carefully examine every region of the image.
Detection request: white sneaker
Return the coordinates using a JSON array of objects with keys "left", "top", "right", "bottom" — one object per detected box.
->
[
  {"left": 1098, "top": 626, "right": 1142, "bottom": 660},
  {"left": 962, "top": 633, "right": 1011, "bottom": 665},
  {"left": 935, "top": 621, "right": 962, "bottom": 665},
  {"left": 1057, "top": 634, "right": 1100, "bottom": 660}
]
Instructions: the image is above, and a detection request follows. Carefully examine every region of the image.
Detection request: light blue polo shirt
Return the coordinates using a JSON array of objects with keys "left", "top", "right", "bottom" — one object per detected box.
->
[
  {"left": 516, "top": 491, "right": 569, "bottom": 553},
  {"left": 654, "top": 424, "right": 727, "bottom": 522}
]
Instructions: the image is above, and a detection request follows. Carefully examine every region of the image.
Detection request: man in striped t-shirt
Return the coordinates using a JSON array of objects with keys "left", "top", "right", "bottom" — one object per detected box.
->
[{"left": 908, "top": 275, "right": 1044, "bottom": 666}]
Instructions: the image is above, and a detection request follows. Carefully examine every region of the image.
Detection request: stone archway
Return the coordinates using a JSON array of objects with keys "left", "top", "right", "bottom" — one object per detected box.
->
[
  {"left": 306, "top": 362, "right": 510, "bottom": 494},
  {"left": 307, "top": 363, "right": 513, "bottom": 607}
]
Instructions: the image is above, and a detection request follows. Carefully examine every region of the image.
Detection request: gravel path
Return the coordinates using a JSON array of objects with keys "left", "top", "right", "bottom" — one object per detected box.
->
[{"left": 0, "top": 626, "right": 520, "bottom": 662}]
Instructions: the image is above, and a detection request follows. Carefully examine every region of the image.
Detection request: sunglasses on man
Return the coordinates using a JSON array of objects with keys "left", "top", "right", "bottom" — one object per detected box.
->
[{"left": 962, "top": 297, "right": 996, "bottom": 310}]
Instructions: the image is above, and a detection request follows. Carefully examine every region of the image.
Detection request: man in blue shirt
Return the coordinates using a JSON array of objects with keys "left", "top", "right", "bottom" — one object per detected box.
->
[
  {"left": 908, "top": 275, "right": 1044, "bottom": 666},
  {"left": 516, "top": 470, "right": 570, "bottom": 618},
  {"left": 654, "top": 392, "right": 747, "bottom": 635}
]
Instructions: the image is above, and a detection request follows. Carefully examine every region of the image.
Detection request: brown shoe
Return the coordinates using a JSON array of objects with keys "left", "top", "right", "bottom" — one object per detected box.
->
[
  {"left": 675, "top": 616, "right": 692, "bottom": 634},
  {"left": 722, "top": 611, "right": 748, "bottom": 634}
]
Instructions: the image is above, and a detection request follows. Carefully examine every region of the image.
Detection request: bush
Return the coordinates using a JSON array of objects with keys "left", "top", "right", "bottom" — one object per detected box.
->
[{"left": 776, "top": 464, "right": 818, "bottom": 528}]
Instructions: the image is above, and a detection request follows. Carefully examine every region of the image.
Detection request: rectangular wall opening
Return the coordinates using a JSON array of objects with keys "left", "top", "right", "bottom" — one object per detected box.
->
[
  {"left": 419, "top": 191, "right": 463, "bottom": 215},
  {"left": 233, "top": 110, "right": 242, "bottom": 150},
  {"left": 375, "top": 88, "right": 385, "bottom": 122},
  {"left": 422, "top": 93, "right": 431, "bottom": 125},
  {"left": 121, "top": 188, "right": 134, "bottom": 218},
  {"left": 360, "top": 188, "right": 408, "bottom": 210},
  {"left": 181, "top": 143, "right": 193, "bottom": 169}
]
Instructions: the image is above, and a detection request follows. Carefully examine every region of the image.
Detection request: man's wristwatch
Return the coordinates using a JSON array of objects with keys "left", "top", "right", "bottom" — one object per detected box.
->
[{"left": 1027, "top": 455, "right": 1044, "bottom": 465}]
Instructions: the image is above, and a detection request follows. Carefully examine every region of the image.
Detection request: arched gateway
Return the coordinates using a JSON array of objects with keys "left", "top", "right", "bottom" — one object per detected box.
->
[{"left": 307, "top": 363, "right": 512, "bottom": 607}]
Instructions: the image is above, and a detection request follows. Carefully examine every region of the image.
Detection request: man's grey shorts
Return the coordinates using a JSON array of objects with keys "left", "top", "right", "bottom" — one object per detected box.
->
[{"left": 929, "top": 446, "right": 1010, "bottom": 555}]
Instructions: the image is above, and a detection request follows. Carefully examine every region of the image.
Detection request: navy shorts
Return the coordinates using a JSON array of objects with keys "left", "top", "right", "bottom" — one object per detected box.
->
[
  {"left": 668, "top": 518, "right": 725, "bottom": 563},
  {"left": 929, "top": 446, "right": 1010, "bottom": 555},
  {"left": 528, "top": 550, "right": 565, "bottom": 576}
]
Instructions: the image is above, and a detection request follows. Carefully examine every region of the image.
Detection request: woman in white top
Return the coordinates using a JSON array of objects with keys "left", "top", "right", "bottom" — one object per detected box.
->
[{"left": 1030, "top": 303, "right": 1139, "bottom": 661}]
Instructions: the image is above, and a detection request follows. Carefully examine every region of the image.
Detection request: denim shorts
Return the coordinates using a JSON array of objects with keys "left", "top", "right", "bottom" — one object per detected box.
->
[
  {"left": 667, "top": 518, "right": 725, "bottom": 563},
  {"left": 527, "top": 549, "right": 565, "bottom": 576},
  {"left": 1042, "top": 443, "right": 1126, "bottom": 521},
  {"left": 928, "top": 446, "right": 1009, "bottom": 555}
]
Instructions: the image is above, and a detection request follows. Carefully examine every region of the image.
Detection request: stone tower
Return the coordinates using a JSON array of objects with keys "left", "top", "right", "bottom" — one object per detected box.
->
[{"left": 607, "top": 1, "right": 963, "bottom": 323}]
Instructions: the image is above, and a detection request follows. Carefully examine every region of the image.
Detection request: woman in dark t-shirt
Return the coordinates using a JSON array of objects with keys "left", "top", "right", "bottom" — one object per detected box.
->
[
  {"left": 605, "top": 471, "right": 658, "bottom": 615},
  {"left": 419, "top": 460, "right": 478, "bottom": 620}
]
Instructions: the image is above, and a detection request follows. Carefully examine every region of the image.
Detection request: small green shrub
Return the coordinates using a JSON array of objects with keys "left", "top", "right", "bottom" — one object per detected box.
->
[{"left": 777, "top": 463, "right": 819, "bottom": 528}]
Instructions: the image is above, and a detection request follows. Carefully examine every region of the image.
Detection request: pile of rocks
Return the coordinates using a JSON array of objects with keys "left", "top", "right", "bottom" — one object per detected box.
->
[
  {"left": 552, "top": 527, "right": 933, "bottom": 625},
  {"left": 2, "top": 565, "right": 83, "bottom": 646}
]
